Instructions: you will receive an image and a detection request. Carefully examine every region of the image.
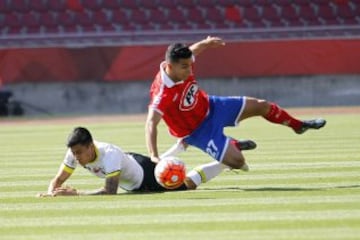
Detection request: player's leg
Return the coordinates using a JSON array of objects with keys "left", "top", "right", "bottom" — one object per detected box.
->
[
  {"left": 185, "top": 161, "right": 229, "bottom": 190},
  {"left": 238, "top": 97, "right": 326, "bottom": 133}
]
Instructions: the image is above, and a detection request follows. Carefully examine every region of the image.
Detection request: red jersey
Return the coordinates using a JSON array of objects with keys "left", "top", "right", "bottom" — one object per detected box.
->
[{"left": 149, "top": 62, "right": 209, "bottom": 138}]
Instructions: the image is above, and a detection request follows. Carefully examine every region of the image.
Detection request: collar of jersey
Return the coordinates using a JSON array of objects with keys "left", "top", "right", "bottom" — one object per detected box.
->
[
  {"left": 160, "top": 61, "right": 184, "bottom": 88},
  {"left": 88, "top": 144, "right": 100, "bottom": 164}
]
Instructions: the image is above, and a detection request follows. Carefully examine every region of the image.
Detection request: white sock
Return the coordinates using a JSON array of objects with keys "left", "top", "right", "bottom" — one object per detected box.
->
[{"left": 187, "top": 162, "right": 228, "bottom": 187}]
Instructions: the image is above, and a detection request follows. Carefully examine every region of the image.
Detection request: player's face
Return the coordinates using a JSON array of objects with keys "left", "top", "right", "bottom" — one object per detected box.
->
[
  {"left": 70, "top": 143, "right": 96, "bottom": 166},
  {"left": 169, "top": 58, "right": 192, "bottom": 82}
]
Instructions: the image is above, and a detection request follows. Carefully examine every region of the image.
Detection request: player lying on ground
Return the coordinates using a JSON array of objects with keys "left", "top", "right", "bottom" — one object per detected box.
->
[
  {"left": 146, "top": 36, "right": 326, "bottom": 171},
  {"left": 38, "top": 127, "right": 226, "bottom": 197}
]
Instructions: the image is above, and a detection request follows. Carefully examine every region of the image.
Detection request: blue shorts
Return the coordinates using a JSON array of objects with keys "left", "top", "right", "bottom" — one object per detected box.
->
[{"left": 183, "top": 96, "right": 246, "bottom": 162}]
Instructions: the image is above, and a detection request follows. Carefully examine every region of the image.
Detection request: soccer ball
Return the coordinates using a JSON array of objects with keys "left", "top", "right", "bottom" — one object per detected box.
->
[{"left": 155, "top": 157, "right": 186, "bottom": 189}]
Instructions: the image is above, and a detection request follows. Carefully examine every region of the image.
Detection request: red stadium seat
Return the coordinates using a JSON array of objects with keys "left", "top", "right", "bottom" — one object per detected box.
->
[
  {"left": 0, "top": 1, "right": 8, "bottom": 13},
  {"left": 138, "top": 0, "right": 159, "bottom": 9},
  {"left": 281, "top": 5, "right": 302, "bottom": 26},
  {"left": 148, "top": 9, "right": 167, "bottom": 24},
  {"left": 243, "top": 6, "right": 265, "bottom": 27},
  {"left": 82, "top": 0, "right": 102, "bottom": 11},
  {"left": 262, "top": 6, "right": 284, "bottom": 27},
  {"left": 48, "top": 0, "right": 67, "bottom": 12},
  {"left": 186, "top": 8, "right": 205, "bottom": 24},
  {"left": 11, "top": 0, "right": 30, "bottom": 13},
  {"left": 39, "top": 12, "right": 59, "bottom": 33},
  {"left": 29, "top": 0, "right": 48, "bottom": 13},
  {"left": 76, "top": 12, "right": 97, "bottom": 32},
  {"left": 204, "top": 7, "right": 225, "bottom": 24},
  {"left": 129, "top": 9, "right": 148, "bottom": 25},
  {"left": 122, "top": 0, "right": 139, "bottom": 9},
  {"left": 317, "top": 5, "right": 338, "bottom": 25},
  {"left": 299, "top": 5, "right": 321, "bottom": 26},
  {"left": 57, "top": 12, "right": 78, "bottom": 32},
  {"left": 167, "top": 9, "right": 187, "bottom": 24},
  {"left": 22, "top": 13, "right": 41, "bottom": 34},
  {"left": 3, "top": 14, "right": 22, "bottom": 34},
  {"left": 273, "top": 0, "right": 291, "bottom": 7},
  {"left": 93, "top": 10, "right": 115, "bottom": 31},
  {"left": 337, "top": 4, "right": 357, "bottom": 24},
  {"left": 102, "top": 0, "right": 120, "bottom": 10}
]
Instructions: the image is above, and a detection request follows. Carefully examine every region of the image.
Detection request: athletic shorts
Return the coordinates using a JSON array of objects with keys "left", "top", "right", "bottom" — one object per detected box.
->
[
  {"left": 183, "top": 96, "right": 246, "bottom": 162},
  {"left": 127, "top": 152, "right": 187, "bottom": 192}
]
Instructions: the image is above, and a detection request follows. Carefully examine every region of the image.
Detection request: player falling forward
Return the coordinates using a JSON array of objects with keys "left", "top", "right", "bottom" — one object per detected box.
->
[
  {"left": 38, "top": 127, "right": 225, "bottom": 197},
  {"left": 145, "top": 36, "right": 326, "bottom": 173}
]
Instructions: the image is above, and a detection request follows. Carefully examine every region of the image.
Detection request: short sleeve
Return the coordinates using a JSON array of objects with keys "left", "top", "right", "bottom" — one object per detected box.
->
[{"left": 62, "top": 149, "right": 77, "bottom": 174}]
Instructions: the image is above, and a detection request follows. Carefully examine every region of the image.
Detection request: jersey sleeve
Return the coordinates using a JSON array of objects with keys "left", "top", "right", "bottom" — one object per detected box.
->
[
  {"left": 103, "top": 147, "right": 123, "bottom": 178},
  {"left": 62, "top": 149, "right": 77, "bottom": 174}
]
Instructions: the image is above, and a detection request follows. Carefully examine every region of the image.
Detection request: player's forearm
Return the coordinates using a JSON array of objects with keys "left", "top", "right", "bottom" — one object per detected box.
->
[
  {"left": 189, "top": 39, "right": 209, "bottom": 56},
  {"left": 47, "top": 177, "right": 63, "bottom": 194},
  {"left": 78, "top": 188, "right": 115, "bottom": 195},
  {"left": 145, "top": 121, "right": 159, "bottom": 159},
  {"left": 189, "top": 36, "right": 225, "bottom": 56}
]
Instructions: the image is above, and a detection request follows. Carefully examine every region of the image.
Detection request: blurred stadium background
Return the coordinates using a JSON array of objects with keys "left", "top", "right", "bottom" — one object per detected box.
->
[{"left": 0, "top": 0, "right": 359, "bottom": 116}]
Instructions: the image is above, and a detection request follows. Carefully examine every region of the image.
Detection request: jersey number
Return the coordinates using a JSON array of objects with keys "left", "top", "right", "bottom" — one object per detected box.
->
[{"left": 206, "top": 140, "right": 218, "bottom": 159}]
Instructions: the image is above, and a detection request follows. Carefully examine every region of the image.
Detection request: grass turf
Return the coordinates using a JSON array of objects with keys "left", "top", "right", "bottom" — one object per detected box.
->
[{"left": 0, "top": 111, "right": 359, "bottom": 240}]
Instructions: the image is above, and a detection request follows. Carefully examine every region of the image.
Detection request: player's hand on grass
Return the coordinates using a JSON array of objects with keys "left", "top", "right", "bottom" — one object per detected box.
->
[
  {"left": 53, "top": 186, "right": 78, "bottom": 196},
  {"left": 37, "top": 185, "right": 78, "bottom": 197}
]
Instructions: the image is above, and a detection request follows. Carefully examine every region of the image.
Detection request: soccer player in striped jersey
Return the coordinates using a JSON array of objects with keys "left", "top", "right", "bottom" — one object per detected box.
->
[
  {"left": 38, "top": 127, "right": 224, "bottom": 197},
  {"left": 146, "top": 36, "right": 326, "bottom": 171}
]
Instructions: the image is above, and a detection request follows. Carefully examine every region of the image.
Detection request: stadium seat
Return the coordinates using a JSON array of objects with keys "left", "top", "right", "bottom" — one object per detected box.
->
[
  {"left": 29, "top": 0, "right": 48, "bottom": 13},
  {"left": 102, "top": 0, "right": 120, "bottom": 10},
  {"left": 3, "top": 14, "right": 22, "bottom": 34},
  {"left": 122, "top": 0, "right": 139, "bottom": 9},
  {"left": 48, "top": 0, "right": 67, "bottom": 12},
  {"left": 10, "top": 0, "right": 30, "bottom": 13},
  {"left": 22, "top": 13, "right": 42, "bottom": 34},
  {"left": 138, "top": 0, "right": 159, "bottom": 9},
  {"left": 82, "top": 0, "right": 102, "bottom": 11},
  {"left": 281, "top": 5, "right": 303, "bottom": 26},
  {"left": 186, "top": 8, "right": 206, "bottom": 24},
  {"left": 131, "top": 9, "right": 148, "bottom": 23},
  {"left": 167, "top": 8, "right": 188, "bottom": 24},
  {"left": 243, "top": 6, "right": 265, "bottom": 27},
  {"left": 159, "top": 0, "right": 178, "bottom": 10},
  {"left": 317, "top": 5, "right": 339, "bottom": 25},
  {"left": 298, "top": 5, "right": 321, "bottom": 26},
  {"left": 93, "top": 10, "right": 115, "bottom": 31},
  {"left": 76, "top": 11, "right": 97, "bottom": 32},
  {"left": 262, "top": 5, "right": 284, "bottom": 27},
  {"left": 39, "top": 12, "right": 59, "bottom": 33},
  {"left": 0, "top": 1, "right": 8, "bottom": 13},
  {"left": 204, "top": 7, "right": 224, "bottom": 22},
  {"left": 57, "top": 12, "right": 78, "bottom": 32},
  {"left": 337, "top": 4, "right": 358, "bottom": 24},
  {"left": 273, "top": 0, "right": 291, "bottom": 7}
]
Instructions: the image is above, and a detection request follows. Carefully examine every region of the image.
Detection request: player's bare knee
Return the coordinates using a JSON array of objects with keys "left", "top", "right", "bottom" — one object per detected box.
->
[{"left": 223, "top": 157, "right": 245, "bottom": 169}]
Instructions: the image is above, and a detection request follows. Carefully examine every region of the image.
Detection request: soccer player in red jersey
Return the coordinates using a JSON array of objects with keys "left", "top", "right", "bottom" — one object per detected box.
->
[{"left": 146, "top": 36, "right": 326, "bottom": 172}]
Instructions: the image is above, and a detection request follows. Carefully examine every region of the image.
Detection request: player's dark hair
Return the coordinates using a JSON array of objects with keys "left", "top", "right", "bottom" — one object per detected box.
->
[
  {"left": 67, "top": 127, "right": 93, "bottom": 147},
  {"left": 165, "top": 43, "right": 192, "bottom": 63}
]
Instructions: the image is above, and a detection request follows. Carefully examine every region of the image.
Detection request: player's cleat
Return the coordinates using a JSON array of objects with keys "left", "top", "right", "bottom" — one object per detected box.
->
[
  {"left": 295, "top": 118, "right": 326, "bottom": 134},
  {"left": 231, "top": 139, "right": 257, "bottom": 151}
]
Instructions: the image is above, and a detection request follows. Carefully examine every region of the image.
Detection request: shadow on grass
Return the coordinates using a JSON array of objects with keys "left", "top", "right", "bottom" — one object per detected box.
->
[{"left": 199, "top": 184, "right": 360, "bottom": 192}]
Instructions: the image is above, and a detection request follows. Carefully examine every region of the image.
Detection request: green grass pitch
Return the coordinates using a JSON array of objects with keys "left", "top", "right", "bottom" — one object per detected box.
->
[{"left": 0, "top": 110, "right": 359, "bottom": 240}]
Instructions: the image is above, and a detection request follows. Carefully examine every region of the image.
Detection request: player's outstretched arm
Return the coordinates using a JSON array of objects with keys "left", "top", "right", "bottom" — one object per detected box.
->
[
  {"left": 145, "top": 109, "right": 162, "bottom": 163},
  {"left": 37, "top": 167, "right": 72, "bottom": 197},
  {"left": 49, "top": 174, "right": 121, "bottom": 196},
  {"left": 189, "top": 36, "right": 225, "bottom": 57}
]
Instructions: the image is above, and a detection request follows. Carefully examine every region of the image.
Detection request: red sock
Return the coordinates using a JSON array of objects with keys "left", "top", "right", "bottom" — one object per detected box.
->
[{"left": 264, "top": 103, "right": 303, "bottom": 131}]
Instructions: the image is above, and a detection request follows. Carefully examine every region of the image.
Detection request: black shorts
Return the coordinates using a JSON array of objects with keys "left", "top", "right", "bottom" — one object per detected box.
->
[{"left": 127, "top": 152, "right": 187, "bottom": 192}]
